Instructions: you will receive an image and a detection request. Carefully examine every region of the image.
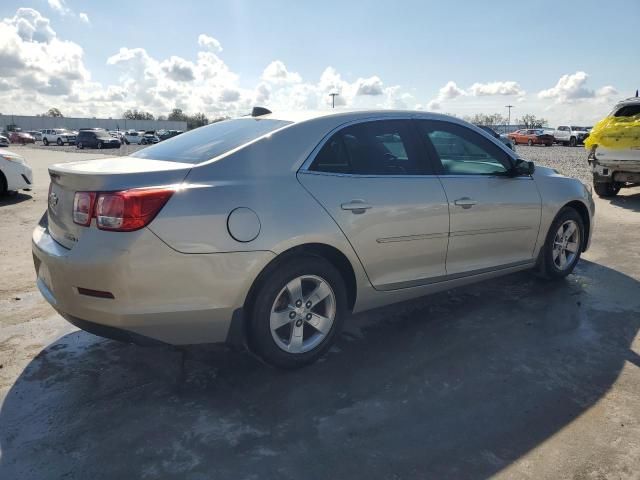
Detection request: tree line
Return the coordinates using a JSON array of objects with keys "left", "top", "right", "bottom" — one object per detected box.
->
[{"left": 460, "top": 112, "right": 548, "bottom": 128}]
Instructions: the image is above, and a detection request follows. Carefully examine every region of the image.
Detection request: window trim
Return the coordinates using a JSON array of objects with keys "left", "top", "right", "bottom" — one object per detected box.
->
[
  {"left": 301, "top": 116, "right": 436, "bottom": 177},
  {"left": 415, "top": 119, "right": 516, "bottom": 177}
]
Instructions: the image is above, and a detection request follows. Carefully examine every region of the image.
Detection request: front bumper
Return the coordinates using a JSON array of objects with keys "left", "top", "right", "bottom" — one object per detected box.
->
[
  {"left": 5, "top": 161, "right": 33, "bottom": 191},
  {"left": 32, "top": 217, "right": 274, "bottom": 345}
]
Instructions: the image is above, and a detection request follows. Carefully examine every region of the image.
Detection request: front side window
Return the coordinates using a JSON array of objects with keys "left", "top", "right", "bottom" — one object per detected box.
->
[
  {"left": 131, "top": 118, "right": 292, "bottom": 164},
  {"left": 310, "top": 120, "right": 423, "bottom": 175},
  {"left": 418, "top": 120, "right": 511, "bottom": 176}
]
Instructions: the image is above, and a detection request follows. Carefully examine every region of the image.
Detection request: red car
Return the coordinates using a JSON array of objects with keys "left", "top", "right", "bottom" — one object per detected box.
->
[
  {"left": 9, "top": 131, "right": 35, "bottom": 145},
  {"left": 508, "top": 129, "right": 554, "bottom": 146}
]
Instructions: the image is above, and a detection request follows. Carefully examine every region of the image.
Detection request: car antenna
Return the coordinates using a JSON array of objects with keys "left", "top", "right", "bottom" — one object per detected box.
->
[{"left": 251, "top": 107, "right": 272, "bottom": 117}]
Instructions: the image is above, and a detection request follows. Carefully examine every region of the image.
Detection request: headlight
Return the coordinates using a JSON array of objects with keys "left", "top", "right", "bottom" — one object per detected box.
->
[{"left": 0, "top": 153, "right": 25, "bottom": 164}]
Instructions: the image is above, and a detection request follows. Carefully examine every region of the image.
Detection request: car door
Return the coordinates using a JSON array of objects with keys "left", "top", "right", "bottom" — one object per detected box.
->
[
  {"left": 416, "top": 119, "right": 542, "bottom": 275},
  {"left": 298, "top": 119, "right": 450, "bottom": 290}
]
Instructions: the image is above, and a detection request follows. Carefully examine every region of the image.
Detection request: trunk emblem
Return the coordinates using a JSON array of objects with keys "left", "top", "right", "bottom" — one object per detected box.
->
[{"left": 48, "top": 192, "right": 59, "bottom": 211}]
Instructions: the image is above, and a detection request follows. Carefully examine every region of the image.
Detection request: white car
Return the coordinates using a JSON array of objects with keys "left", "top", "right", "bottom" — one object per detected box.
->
[
  {"left": 0, "top": 134, "right": 9, "bottom": 147},
  {"left": 42, "top": 129, "right": 77, "bottom": 146},
  {"left": 124, "top": 130, "right": 146, "bottom": 144},
  {"left": 0, "top": 149, "right": 33, "bottom": 195}
]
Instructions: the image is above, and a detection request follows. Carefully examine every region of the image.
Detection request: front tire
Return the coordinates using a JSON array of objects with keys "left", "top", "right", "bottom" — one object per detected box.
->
[
  {"left": 527, "top": 139, "right": 533, "bottom": 146},
  {"left": 248, "top": 256, "right": 347, "bottom": 368},
  {"left": 569, "top": 137, "right": 577, "bottom": 147},
  {"left": 77, "top": 142, "right": 83, "bottom": 149},
  {"left": 537, "top": 207, "right": 584, "bottom": 280},
  {"left": 57, "top": 138, "right": 63, "bottom": 146},
  {"left": 97, "top": 141, "right": 103, "bottom": 149},
  {"left": 594, "top": 181, "right": 620, "bottom": 198}
]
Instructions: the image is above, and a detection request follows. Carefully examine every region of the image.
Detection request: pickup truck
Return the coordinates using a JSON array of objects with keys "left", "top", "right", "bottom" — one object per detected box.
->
[
  {"left": 587, "top": 97, "right": 640, "bottom": 197},
  {"left": 42, "top": 128, "right": 77, "bottom": 146},
  {"left": 554, "top": 125, "right": 589, "bottom": 147}
]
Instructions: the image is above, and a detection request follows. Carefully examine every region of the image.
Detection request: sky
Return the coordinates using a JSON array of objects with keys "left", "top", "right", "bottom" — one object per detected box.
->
[{"left": 0, "top": 0, "right": 638, "bottom": 126}]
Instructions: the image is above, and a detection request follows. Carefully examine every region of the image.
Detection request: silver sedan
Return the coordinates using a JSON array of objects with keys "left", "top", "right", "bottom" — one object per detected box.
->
[{"left": 33, "top": 109, "right": 594, "bottom": 368}]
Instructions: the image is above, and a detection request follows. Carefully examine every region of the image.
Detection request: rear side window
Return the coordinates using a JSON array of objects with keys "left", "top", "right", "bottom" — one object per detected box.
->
[
  {"left": 131, "top": 118, "right": 292, "bottom": 164},
  {"left": 310, "top": 120, "right": 424, "bottom": 175},
  {"left": 614, "top": 105, "right": 640, "bottom": 117}
]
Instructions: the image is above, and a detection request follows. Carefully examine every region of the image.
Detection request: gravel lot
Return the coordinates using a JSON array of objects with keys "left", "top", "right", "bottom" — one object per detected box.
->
[
  {"left": 1, "top": 146, "right": 639, "bottom": 479},
  {"left": 516, "top": 144, "right": 592, "bottom": 184}
]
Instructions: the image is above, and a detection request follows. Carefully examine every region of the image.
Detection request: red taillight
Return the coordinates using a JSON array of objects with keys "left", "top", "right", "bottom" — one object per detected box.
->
[
  {"left": 73, "top": 192, "right": 96, "bottom": 226},
  {"left": 72, "top": 187, "right": 174, "bottom": 231},
  {"left": 95, "top": 187, "right": 174, "bottom": 231}
]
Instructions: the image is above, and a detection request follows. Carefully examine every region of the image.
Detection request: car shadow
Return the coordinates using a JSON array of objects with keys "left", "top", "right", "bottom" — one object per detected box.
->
[
  {"left": 1, "top": 259, "right": 638, "bottom": 479},
  {"left": 0, "top": 192, "right": 33, "bottom": 206},
  {"left": 609, "top": 191, "right": 640, "bottom": 212}
]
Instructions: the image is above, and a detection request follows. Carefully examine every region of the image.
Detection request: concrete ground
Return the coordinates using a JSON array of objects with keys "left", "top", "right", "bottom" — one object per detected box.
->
[{"left": 1, "top": 146, "right": 639, "bottom": 479}]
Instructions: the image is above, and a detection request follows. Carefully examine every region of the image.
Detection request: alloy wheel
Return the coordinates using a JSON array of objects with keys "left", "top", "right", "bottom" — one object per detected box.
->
[
  {"left": 552, "top": 220, "right": 580, "bottom": 270},
  {"left": 269, "top": 274, "right": 336, "bottom": 354}
]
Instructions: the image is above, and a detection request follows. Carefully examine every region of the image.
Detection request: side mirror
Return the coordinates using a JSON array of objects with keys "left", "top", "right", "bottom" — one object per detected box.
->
[{"left": 513, "top": 159, "right": 535, "bottom": 176}]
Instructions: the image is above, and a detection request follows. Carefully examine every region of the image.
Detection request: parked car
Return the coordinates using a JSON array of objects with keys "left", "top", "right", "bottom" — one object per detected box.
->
[
  {"left": 124, "top": 130, "right": 145, "bottom": 144},
  {"left": 508, "top": 129, "right": 554, "bottom": 146},
  {"left": 140, "top": 132, "right": 160, "bottom": 145},
  {"left": 9, "top": 131, "right": 35, "bottom": 144},
  {"left": 27, "top": 130, "right": 43, "bottom": 141},
  {"left": 76, "top": 129, "right": 121, "bottom": 149},
  {"left": 33, "top": 109, "right": 594, "bottom": 368},
  {"left": 587, "top": 97, "right": 640, "bottom": 197},
  {"left": 42, "top": 129, "right": 76, "bottom": 146},
  {"left": 157, "top": 129, "right": 183, "bottom": 141},
  {"left": 0, "top": 149, "right": 33, "bottom": 195},
  {"left": 475, "top": 125, "right": 514, "bottom": 150},
  {"left": 554, "top": 126, "right": 589, "bottom": 146},
  {"left": 0, "top": 134, "right": 9, "bottom": 147}
]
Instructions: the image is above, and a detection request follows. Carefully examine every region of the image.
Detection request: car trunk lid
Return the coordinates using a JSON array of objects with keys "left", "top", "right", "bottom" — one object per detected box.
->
[{"left": 47, "top": 156, "right": 192, "bottom": 249}]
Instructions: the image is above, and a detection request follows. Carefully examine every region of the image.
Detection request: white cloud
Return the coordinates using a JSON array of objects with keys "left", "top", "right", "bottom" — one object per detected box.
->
[
  {"left": 426, "top": 81, "right": 465, "bottom": 110},
  {"left": 79, "top": 12, "right": 89, "bottom": 24},
  {"left": 468, "top": 81, "right": 524, "bottom": 96},
  {"left": 538, "top": 71, "right": 594, "bottom": 103},
  {"left": 197, "top": 34, "right": 222, "bottom": 53},
  {"left": 160, "top": 56, "right": 195, "bottom": 82},
  {"left": 47, "top": 0, "right": 69, "bottom": 15},
  {"left": 355, "top": 76, "right": 384, "bottom": 96},
  {"left": 261, "top": 60, "right": 302, "bottom": 84},
  {"left": 0, "top": 8, "right": 89, "bottom": 100}
]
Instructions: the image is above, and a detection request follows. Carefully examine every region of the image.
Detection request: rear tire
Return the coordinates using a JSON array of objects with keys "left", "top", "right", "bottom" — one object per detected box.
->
[
  {"left": 569, "top": 137, "right": 577, "bottom": 147},
  {"left": 594, "top": 181, "right": 620, "bottom": 198},
  {"left": 77, "top": 142, "right": 83, "bottom": 149},
  {"left": 248, "top": 256, "right": 347, "bottom": 369},
  {"left": 537, "top": 207, "right": 584, "bottom": 280},
  {"left": 527, "top": 139, "right": 533, "bottom": 146},
  {"left": 43, "top": 138, "right": 49, "bottom": 146}
]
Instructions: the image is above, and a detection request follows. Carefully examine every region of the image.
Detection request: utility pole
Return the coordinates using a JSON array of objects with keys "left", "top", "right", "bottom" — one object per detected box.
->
[
  {"left": 329, "top": 93, "right": 339, "bottom": 109},
  {"left": 505, "top": 104, "right": 514, "bottom": 133}
]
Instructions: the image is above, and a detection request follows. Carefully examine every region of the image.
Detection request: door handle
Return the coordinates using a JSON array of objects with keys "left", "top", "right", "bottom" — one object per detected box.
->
[
  {"left": 454, "top": 197, "right": 477, "bottom": 209},
  {"left": 341, "top": 200, "right": 372, "bottom": 214}
]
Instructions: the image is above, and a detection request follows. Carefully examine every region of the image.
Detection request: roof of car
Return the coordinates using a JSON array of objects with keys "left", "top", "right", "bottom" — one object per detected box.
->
[
  {"left": 615, "top": 96, "right": 640, "bottom": 106},
  {"left": 257, "top": 108, "right": 464, "bottom": 125}
]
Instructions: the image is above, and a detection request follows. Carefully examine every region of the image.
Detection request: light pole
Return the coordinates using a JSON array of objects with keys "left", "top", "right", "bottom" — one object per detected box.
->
[
  {"left": 505, "top": 104, "right": 514, "bottom": 133},
  {"left": 329, "top": 93, "right": 339, "bottom": 109}
]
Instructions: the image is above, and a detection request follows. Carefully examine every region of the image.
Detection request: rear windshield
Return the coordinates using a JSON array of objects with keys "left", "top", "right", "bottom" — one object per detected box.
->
[{"left": 131, "top": 118, "right": 292, "bottom": 163}]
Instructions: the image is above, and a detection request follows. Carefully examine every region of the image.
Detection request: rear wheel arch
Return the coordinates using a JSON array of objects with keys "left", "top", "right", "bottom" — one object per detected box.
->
[
  {"left": 0, "top": 170, "right": 7, "bottom": 195},
  {"left": 245, "top": 243, "right": 357, "bottom": 315}
]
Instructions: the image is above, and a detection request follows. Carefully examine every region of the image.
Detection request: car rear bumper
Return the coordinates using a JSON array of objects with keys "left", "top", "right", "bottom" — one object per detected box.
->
[{"left": 32, "top": 218, "right": 275, "bottom": 345}]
